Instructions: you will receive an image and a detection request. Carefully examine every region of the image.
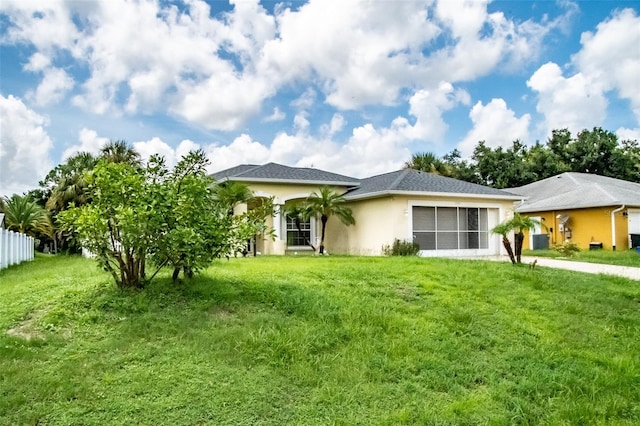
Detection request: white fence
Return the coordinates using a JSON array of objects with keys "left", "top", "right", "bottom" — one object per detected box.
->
[{"left": 0, "top": 228, "right": 35, "bottom": 270}]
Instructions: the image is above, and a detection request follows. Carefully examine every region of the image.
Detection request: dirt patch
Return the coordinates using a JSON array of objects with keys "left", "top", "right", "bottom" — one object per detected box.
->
[{"left": 6, "top": 310, "right": 47, "bottom": 341}]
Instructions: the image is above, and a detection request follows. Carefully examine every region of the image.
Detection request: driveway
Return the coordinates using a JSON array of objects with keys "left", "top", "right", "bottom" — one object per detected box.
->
[{"left": 519, "top": 256, "right": 640, "bottom": 281}]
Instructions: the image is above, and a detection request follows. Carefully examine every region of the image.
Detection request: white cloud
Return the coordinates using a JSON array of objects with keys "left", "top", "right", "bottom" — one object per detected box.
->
[
  {"left": 616, "top": 127, "right": 640, "bottom": 142},
  {"left": 321, "top": 113, "right": 346, "bottom": 137},
  {"left": 457, "top": 98, "right": 531, "bottom": 156},
  {"left": 23, "top": 52, "right": 51, "bottom": 72},
  {"left": 1, "top": 0, "right": 571, "bottom": 130},
  {"left": 133, "top": 138, "right": 201, "bottom": 168},
  {"left": 402, "top": 82, "right": 470, "bottom": 142},
  {"left": 27, "top": 67, "right": 74, "bottom": 106},
  {"left": 263, "top": 107, "right": 285, "bottom": 122},
  {"left": 0, "top": 95, "right": 53, "bottom": 196},
  {"left": 61, "top": 128, "right": 109, "bottom": 161},
  {"left": 527, "top": 62, "right": 607, "bottom": 135},
  {"left": 573, "top": 8, "right": 640, "bottom": 120},
  {"left": 206, "top": 134, "right": 271, "bottom": 173},
  {"left": 527, "top": 8, "right": 640, "bottom": 136}
]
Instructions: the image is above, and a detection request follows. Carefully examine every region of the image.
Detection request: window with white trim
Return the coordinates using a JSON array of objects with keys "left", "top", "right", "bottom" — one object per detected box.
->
[
  {"left": 413, "top": 206, "right": 489, "bottom": 250},
  {"left": 286, "top": 215, "right": 312, "bottom": 247}
]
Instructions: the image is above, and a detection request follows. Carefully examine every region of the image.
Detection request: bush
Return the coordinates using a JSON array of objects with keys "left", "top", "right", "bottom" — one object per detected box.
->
[
  {"left": 382, "top": 239, "right": 420, "bottom": 256},
  {"left": 553, "top": 240, "right": 580, "bottom": 257}
]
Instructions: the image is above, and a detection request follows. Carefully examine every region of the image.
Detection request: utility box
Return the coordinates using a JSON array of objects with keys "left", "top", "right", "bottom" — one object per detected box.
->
[
  {"left": 532, "top": 234, "right": 549, "bottom": 250},
  {"left": 589, "top": 242, "right": 603, "bottom": 250}
]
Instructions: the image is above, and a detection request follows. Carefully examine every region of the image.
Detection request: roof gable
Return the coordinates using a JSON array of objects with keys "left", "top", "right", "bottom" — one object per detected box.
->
[{"left": 508, "top": 172, "right": 640, "bottom": 212}]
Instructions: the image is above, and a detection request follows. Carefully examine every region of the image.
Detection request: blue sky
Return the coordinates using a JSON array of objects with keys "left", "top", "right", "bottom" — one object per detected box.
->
[{"left": 1, "top": 0, "right": 639, "bottom": 196}]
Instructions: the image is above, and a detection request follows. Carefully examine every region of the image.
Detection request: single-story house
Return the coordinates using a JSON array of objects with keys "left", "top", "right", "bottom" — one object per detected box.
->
[
  {"left": 212, "top": 163, "right": 522, "bottom": 257},
  {"left": 507, "top": 172, "right": 640, "bottom": 250}
]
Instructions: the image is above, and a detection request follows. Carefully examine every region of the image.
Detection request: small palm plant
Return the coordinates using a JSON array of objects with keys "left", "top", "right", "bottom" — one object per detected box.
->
[
  {"left": 1, "top": 194, "right": 54, "bottom": 238},
  {"left": 491, "top": 221, "right": 517, "bottom": 265},
  {"left": 492, "top": 213, "right": 541, "bottom": 265},
  {"left": 509, "top": 213, "right": 541, "bottom": 264},
  {"left": 306, "top": 186, "right": 355, "bottom": 254}
]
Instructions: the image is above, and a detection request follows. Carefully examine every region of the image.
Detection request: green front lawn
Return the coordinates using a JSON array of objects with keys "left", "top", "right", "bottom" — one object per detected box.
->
[
  {"left": 524, "top": 248, "right": 640, "bottom": 267},
  {"left": 2, "top": 254, "right": 640, "bottom": 425}
]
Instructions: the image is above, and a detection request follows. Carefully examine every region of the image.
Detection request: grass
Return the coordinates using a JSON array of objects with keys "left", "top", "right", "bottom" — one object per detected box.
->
[
  {"left": 2, "top": 254, "right": 640, "bottom": 425},
  {"left": 524, "top": 248, "right": 640, "bottom": 267}
]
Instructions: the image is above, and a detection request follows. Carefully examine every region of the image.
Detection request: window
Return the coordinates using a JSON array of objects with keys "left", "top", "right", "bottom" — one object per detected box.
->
[
  {"left": 286, "top": 215, "right": 312, "bottom": 247},
  {"left": 413, "top": 206, "right": 490, "bottom": 250}
]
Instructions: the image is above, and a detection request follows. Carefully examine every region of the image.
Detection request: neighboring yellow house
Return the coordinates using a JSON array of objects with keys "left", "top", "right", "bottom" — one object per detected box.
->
[
  {"left": 508, "top": 173, "right": 640, "bottom": 251},
  {"left": 213, "top": 163, "right": 522, "bottom": 257}
]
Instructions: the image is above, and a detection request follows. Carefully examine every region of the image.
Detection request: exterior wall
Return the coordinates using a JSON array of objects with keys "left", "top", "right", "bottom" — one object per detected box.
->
[
  {"left": 325, "top": 195, "right": 515, "bottom": 256},
  {"left": 523, "top": 207, "right": 630, "bottom": 250}
]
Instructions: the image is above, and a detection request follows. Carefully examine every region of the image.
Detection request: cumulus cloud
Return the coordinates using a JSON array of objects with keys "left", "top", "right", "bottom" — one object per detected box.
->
[
  {"left": 527, "top": 62, "right": 607, "bottom": 135},
  {"left": 0, "top": 95, "right": 54, "bottom": 196},
  {"left": 1, "top": 0, "right": 571, "bottom": 130},
  {"left": 263, "top": 107, "right": 285, "bottom": 122},
  {"left": 27, "top": 67, "right": 74, "bottom": 106},
  {"left": 61, "top": 128, "right": 109, "bottom": 161},
  {"left": 573, "top": 8, "right": 640, "bottom": 120},
  {"left": 134, "top": 138, "right": 201, "bottom": 168},
  {"left": 527, "top": 8, "right": 640, "bottom": 136},
  {"left": 616, "top": 127, "right": 640, "bottom": 142},
  {"left": 458, "top": 99, "right": 531, "bottom": 156}
]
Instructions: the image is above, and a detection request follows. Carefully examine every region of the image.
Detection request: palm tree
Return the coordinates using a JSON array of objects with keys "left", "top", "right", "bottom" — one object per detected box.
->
[
  {"left": 306, "top": 186, "right": 355, "bottom": 254},
  {"left": 1, "top": 194, "right": 53, "bottom": 238},
  {"left": 100, "top": 140, "right": 141, "bottom": 166},
  {"left": 405, "top": 152, "right": 450, "bottom": 176},
  {"left": 508, "top": 213, "right": 541, "bottom": 264},
  {"left": 212, "top": 181, "right": 254, "bottom": 213},
  {"left": 492, "top": 213, "right": 540, "bottom": 265},
  {"left": 46, "top": 152, "right": 97, "bottom": 211},
  {"left": 491, "top": 222, "right": 517, "bottom": 265},
  {"left": 283, "top": 203, "right": 315, "bottom": 251}
]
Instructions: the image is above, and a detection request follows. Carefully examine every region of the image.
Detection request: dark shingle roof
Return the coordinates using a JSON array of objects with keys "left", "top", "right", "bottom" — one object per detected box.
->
[
  {"left": 345, "top": 169, "right": 521, "bottom": 200},
  {"left": 508, "top": 172, "right": 640, "bottom": 212},
  {"left": 212, "top": 163, "right": 520, "bottom": 200},
  {"left": 211, "top": 162, "right": 360, "bottom": 186}
]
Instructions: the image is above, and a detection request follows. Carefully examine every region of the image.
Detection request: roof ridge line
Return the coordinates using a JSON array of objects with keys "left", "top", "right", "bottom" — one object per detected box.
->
[
  {"left": 389, "top": 169, "right": 411, "bottom": 191},
  {"left": 593, "top": 183, "right": 618, "bottom": 203},
  {"left": 233, "top": 164, "right": 263, "bottom": 177}
]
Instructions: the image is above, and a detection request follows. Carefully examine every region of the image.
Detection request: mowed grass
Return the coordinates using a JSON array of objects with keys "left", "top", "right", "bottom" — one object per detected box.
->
[
  {"left": 1, "top": 255, "right": 640, "bottom": 425},
  {"left": 525, "top": 248, "right": 640, "bottom": 267}
]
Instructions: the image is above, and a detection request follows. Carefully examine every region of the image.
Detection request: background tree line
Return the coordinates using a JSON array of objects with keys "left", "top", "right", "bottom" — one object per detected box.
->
[{"left": 406, "top": 127, "right": 640, "bottom": 188}]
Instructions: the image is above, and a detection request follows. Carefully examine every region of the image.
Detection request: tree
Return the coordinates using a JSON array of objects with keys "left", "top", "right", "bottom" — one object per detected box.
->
[
  {"left": 99, "top": 140, "right": 142, "bottom": 166},
  {"left": 283, "top": 203, "right": 316, "bottom": 251},
  {"left": 405, "top": 152, "right": 451, "bottom": 176},
  {"left": 491, "top": 222, "right": 516, "bottom": 265},
  {"left": 508, "top": 213, "right": 540, "bottom": 264},
  {"left": 44, "top": 151, "right": 98, "bottom": 211},
  {"left": 1, "top": 194, "right": 53, "bottom": 238},
  {"left": 212, "top": 180, "right": 254, "bottom": 213},
  {"left": 306, "top": 186, "right": 355, "bottom": 254},
  {"left": 59, "top": 151, "right": 273, "bottom": 288},
  {"left": 491, "top": 213, "right": 540, "bottom": 265}
]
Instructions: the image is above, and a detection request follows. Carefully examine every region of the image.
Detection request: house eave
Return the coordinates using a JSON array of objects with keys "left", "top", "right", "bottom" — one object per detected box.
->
[
  {"left": 217, "top": 176, "right": 360, "bottom": 187},
  {"left": 344, "top": 190, "right": 523, "bottom": 202},
  {"left": 518, "top": 202, "right": 640, "bottom": 213}
]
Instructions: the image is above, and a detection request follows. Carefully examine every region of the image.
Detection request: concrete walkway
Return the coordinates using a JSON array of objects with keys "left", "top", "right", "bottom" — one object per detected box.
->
[{"left": 513, "top": 256, "right": 640, "bottom": 281}]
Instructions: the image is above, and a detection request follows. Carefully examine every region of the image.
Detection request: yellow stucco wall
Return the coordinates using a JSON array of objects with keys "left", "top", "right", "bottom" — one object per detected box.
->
[{"left": 523, "top": 207, "right": 630, "bottom": 250}]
